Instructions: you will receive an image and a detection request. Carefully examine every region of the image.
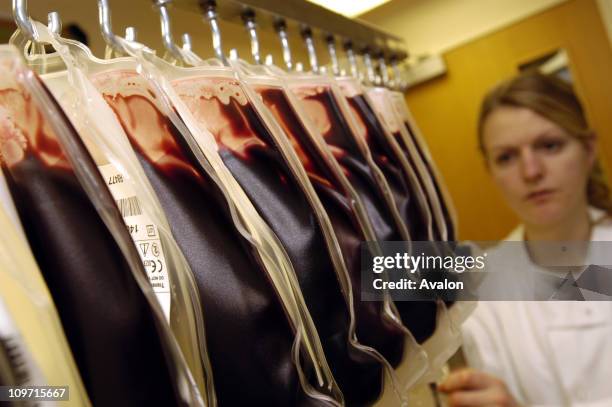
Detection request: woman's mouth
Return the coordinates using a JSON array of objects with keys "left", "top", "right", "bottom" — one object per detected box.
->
[{"left": 525, "top": 189, "right": 556, "bottom": 202}]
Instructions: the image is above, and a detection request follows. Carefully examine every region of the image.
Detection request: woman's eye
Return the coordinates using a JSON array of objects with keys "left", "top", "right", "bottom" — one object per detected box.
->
[
  {"left": 495, "top": 152, "right": 515, "bottom": 165},
  {"left": 537, "top": 139, "right": 565, "bottom": 153}
]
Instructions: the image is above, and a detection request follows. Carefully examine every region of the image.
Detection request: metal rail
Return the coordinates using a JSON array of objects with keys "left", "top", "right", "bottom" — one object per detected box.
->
[{"left": 174, "top": 0, "right": 408, "bottom": 60}]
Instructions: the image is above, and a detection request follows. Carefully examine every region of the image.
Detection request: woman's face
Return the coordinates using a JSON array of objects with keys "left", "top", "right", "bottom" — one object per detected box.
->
[{"left": 482, "top": 105, "right": 595, "bottom": 227}]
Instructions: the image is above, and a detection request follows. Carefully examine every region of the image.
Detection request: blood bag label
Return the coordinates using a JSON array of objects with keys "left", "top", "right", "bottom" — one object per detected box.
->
[{"left": 98, "top": 164, "right": 171, "bottom": 321}]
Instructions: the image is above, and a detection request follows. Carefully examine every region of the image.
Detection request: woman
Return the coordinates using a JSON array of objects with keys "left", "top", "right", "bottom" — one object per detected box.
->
[{"left": 439, "top": 72, "right": 612, "bottom": 406}]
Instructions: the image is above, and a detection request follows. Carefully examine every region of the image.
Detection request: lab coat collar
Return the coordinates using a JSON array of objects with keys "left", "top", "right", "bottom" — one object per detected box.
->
[
  {"left": 502, "top": 208, "right": 612, "bottom": 301},
  {"left": 503, "top": 207, "right": 611, "bottom": 242}
]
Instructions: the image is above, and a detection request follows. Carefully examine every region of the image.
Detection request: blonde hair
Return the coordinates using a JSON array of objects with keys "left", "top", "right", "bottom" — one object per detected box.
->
[{"left": 478, "top": 72, "right": 612, "bottom": 216}]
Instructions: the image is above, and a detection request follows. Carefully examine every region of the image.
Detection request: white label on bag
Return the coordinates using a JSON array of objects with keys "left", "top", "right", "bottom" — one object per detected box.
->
[{"left": 98, "top": 164, "right": 171, "bottom": 322}]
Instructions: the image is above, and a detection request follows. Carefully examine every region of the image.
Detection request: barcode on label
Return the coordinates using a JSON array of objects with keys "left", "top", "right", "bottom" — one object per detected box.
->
[{"left": 116, "top": 196, "right": 142, "bottom": 217}]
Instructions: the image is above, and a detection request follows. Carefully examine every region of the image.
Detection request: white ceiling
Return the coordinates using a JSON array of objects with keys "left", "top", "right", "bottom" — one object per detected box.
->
[{"left": 306, "top": 0, "right": 393, "bottom": 18}]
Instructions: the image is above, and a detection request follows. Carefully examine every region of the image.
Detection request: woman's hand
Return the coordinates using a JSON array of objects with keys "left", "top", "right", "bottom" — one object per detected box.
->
[{"left": 438, "top": 368, "right": 522, "bottom": 407}]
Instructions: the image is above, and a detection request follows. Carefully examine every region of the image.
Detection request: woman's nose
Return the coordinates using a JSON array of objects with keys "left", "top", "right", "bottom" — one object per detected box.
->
[{"left": 519, "top": 149, "right": 544, "bottom": 182}]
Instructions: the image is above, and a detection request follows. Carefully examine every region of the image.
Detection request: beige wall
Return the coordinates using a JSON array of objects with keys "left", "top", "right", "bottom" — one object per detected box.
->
[
  {"left": 366, "top": 0, "right": 612, "bottom": 240},
  {"left": 596, "top": 0, "right": 612, "bottom": 45},
  {"left": 362, "top": 0, "right": 568, "bottom": 59}
]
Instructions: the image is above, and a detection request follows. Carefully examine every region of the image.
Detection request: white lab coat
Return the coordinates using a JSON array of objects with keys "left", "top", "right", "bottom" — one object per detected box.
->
[{"left": 462, "top": 209, "right": 612, "bottom": 407}]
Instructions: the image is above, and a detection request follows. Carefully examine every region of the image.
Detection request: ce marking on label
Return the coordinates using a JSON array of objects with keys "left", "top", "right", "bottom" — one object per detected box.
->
[{"left": 144, "top": 259, "right": 164, "bottom": 273}]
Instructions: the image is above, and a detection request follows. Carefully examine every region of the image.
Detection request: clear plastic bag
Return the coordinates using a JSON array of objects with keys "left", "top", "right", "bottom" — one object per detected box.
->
[
  {"left": 384, "top": 91, "right": 475, "bottom": 337},
  {"left": 365, "top": 86, "right": 475, "bottom": 381},
  {"left": 232, "top": 60, "right": 434, "bottom": 403},
  {"left": 388, "top": 90, "right": 459, "bottom": 240},
  {"left": 369, "top": 87, "right": 448, "bottom": 241},
  {"left": 40, "top": 69, "right": 215, "bottom": 406},
  {"left": 135, "top": 52, "right": 343, "bottom": 406},
  {"left": 36, "top": 29, "right": 344, "bottom": 405},
  {"left": 0, "top": 42, "right": 202, "bottom": 406},
  {"left": 165, "top": 55, "right": 414, "bottom": 404},
  {"left": 285, "top": 74, "right": 411, "bottom": 243},
  {"left": 11, "top": 22, "right": 217, "bottom": 404},
  {"left": 338, "top": 79, "right": 426, "bottom": 241}
]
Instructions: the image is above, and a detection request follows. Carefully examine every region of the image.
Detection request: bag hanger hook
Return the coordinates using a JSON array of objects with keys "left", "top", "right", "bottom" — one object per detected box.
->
[
  {"left": 201, "top": 0, "right": 228, "bottom": 65},
  {"left": 343, "top": 40, "right": 359, "bottom": 79},
  {"left": 181, "top": 33, "right": 193, "bottom": 52},
  {"left": 97, "top": 0, "right": 126, "bottom": 55},
  {"left": 12, "top": 0, "right": 63, "bottom": 69},
  {"left": 362, "top": 48, "right": 377, "bottom": 85},
  {"left": 125, "top": 26, "right": 137, "bottom": 42},
  {"left": 47, "top": 11, "right": 62, "bottom": 36},
  {"left": 301, "top": 26, "right": 318, "bottom": 74},
  {"left": 325, "top": 34, "right": 339, "bottom": 76},
  {"left": 241, "top": 9, "right": 261, "bottom": 65},
  {"left": 377, "top": 52, "right": 390, "bottom": 88},
  {"left": 389, "top": 55, "right": 405, "bottom": 91},
  {"left": 274, "top": 19, "right": 292, "bottom": 71},
  {"left": 153, "top": 0, "right": 189, "bottom": 63},
  {"left": 12, "top": 0, "right": 36, "bottom": 40}
]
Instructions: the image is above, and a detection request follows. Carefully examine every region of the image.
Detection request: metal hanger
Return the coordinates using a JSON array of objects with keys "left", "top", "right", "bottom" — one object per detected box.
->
[
  {"left": 201, "top": 0, "right": 228, "bottom": 65},
  {"left": 153, "top": 0, "right": 203, "bottom": 65},
  {"left": 241, "top": 9, "right": 261, "bottom": 65},
  {"left": 325, "top": 34, "right": 339, "bottom": 76},
  {"left": 11, "top": 0, "right": 68, "bottom": 74},
  {"left": 377, "top": 53, "right": 390, "bottom": 88},
  {"left": 12, "top": 0, "right": 36, "bottom": 40},
  {"left": 301, "top": 26, "right": 318, "bottom": 74},
  {"left": 389, "top": 56, "right": 406, "bottom": 91},
  {"left": 343, "top": 41, "right": 359, "bottom": 79},
  {"left": 181, "top": 33, "right": 193, "bottom": 52},
  {"left": 362, "top": 49, "right": 376, "bottom": 85},
  {"left": 125, "top": 26, "right": 137, "bottom": 42},
  {"left": 47, "top": 11, "right": 62, "bottom": 36},
  {"left": 11, "top": 0, "right": 56, "bottom": 53},
  {"left": 153, "top": 0, "right": 188, "bottom": 63},
  {"left": 274, "top": 19, "right": 293, "bottom": 71},
  {"left": 97, "top": 0, "right": 126, "bottom": 56}
]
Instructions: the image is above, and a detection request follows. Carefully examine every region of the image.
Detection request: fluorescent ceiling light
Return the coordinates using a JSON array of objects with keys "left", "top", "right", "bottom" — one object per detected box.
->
[{"left": 306, "top": 0, "right": 392, "bottom": 18}]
